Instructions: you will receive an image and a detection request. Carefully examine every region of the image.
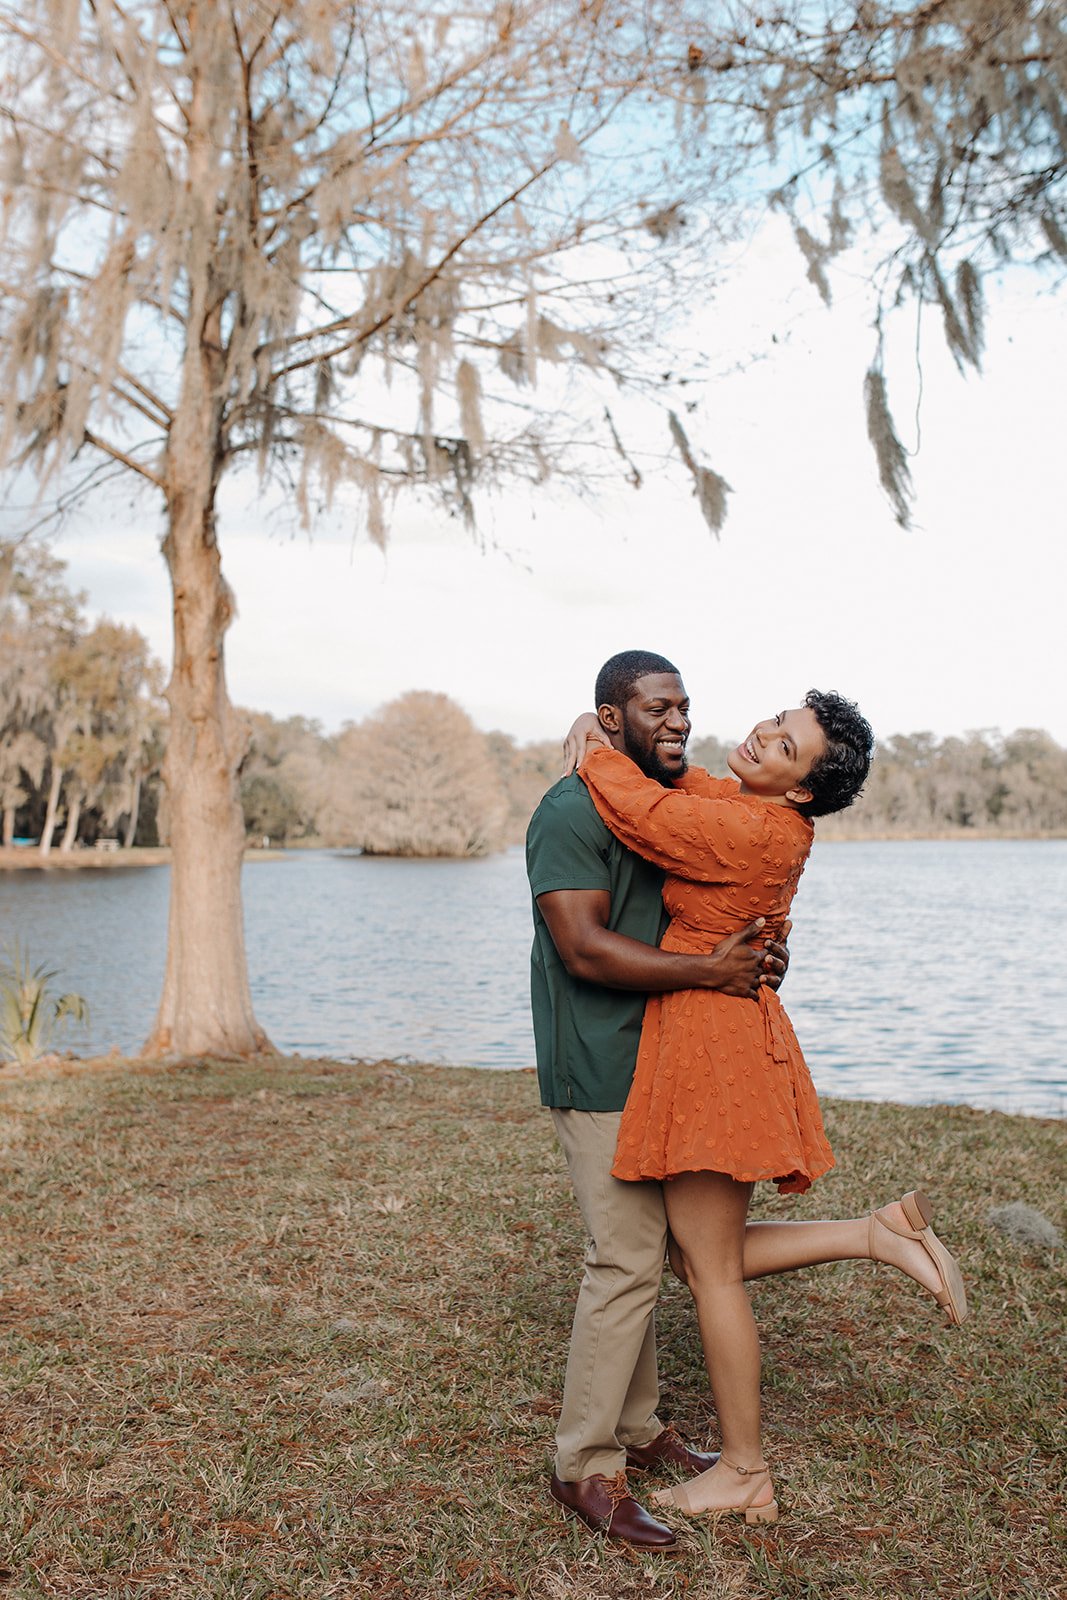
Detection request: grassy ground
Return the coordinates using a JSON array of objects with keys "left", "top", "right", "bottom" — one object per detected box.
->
[{"left": 0, "top": 1056, "right": 1063, "bottom": 1600}]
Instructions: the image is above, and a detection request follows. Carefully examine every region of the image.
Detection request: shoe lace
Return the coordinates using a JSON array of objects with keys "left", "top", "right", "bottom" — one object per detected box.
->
[{"left": 602, "top": 1470, "right": 631, "bottom": 1509}]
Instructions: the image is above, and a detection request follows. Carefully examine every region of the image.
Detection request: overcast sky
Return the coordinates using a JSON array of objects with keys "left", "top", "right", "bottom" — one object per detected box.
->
[{"left": 54, "top": 219, "right": 1066, "bottom": 750}]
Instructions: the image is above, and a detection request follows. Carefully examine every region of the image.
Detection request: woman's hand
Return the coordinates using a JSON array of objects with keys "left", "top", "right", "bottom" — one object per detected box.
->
[{"left": 561, "top": 711, "right": 611, "bottom": 776}]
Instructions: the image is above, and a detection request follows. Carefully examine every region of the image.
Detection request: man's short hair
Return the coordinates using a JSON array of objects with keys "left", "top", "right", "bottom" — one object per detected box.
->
[
  {"left": 798, "top": 690, "right": 875, "bottom": 818},
  {"left": 595, "top": 650, "right": 681, "bottom": 710}
]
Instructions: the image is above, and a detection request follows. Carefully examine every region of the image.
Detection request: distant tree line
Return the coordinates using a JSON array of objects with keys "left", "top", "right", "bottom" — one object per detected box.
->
[
  {"left": 0, "top": 541, "right": 165, "bottom": 854},
  {"left": 238, "top": 710, "right": 1067, "bottom": 850},
  {"left": 827, "top": 729, "right": 1067, "bottom": 838},
  {"left": 4, "top": 542, "right": 1065, "bottom": 855},
  {"left": 688, "top": 732, "right": 1067, "bottom": 839}
]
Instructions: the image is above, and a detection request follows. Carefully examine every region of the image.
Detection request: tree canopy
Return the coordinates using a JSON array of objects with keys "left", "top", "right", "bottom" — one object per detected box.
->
[
  {"left": 3, "top": 2, "right": 1061, "bottom": 531},
  {"left": 325, "top": 692, "right": 509, "bottom": 856}
]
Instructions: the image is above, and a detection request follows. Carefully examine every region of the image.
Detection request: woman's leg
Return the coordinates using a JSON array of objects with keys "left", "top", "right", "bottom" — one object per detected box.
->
[
  {"left": 742, "top": 1204, "right": 946, "bottom": 1298},
  {"left": 668, "top": 1204, "right": 948, "bottom": 1301},
  {"left": 654, "top": 1172, "right": 776, "bottom": 1515}
]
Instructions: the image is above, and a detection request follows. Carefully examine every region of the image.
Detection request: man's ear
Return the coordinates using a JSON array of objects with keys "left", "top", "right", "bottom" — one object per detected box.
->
[{"left": 598, "top": 702, "right": 622, "bottom": 733}]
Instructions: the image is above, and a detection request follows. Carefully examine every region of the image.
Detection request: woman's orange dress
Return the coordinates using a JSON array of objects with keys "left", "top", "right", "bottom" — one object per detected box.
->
[{"left": 580, "top": 747, "right": 834, "bottom": 1194}]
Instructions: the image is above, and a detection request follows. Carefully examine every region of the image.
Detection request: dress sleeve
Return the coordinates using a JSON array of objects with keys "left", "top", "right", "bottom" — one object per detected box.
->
[
  {"left": 674, "top": 765, "right": 736, "bottom": 800},
  {"left": 578, "top": 747, "right": 800, "bottom": 885}
]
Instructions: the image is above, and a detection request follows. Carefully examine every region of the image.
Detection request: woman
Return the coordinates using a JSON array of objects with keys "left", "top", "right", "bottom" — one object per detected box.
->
[{"left": 570, "top": 691, "right": 966, "bottom": 1525}]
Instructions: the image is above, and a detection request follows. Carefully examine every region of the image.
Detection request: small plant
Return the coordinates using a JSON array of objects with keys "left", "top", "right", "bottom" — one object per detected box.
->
[{"left": 0, "top": 941, "right": 89, "bottom": 1065}]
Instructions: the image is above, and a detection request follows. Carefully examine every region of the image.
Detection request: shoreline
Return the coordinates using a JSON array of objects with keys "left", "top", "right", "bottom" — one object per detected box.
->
[
  {"left": 2, "top": 831, "right": 1064, "bottom": 871},
  {"left": 1, "top": 1049, "right": 1062, "bottom": 1121},
  {"left": 0, "top": 845, "right": 286, "bottom": 870},
  {"left": 816, "top": 827, "right": 1067, "bottom": 842}
]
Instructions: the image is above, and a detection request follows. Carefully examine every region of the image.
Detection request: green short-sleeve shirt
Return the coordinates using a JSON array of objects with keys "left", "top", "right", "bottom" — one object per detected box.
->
[{"left": 526, "top": 774, "right": 667, "bottom": 1111}]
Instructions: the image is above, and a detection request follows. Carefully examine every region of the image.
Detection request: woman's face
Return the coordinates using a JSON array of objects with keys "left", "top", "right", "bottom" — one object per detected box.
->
[{"left": 728, "top": 707, "right": 827, "bottom": 805}]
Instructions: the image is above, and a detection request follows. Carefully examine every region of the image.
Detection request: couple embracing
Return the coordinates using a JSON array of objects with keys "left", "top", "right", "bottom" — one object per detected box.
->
[{"left": 526, "top": 650, "right": 967, "bottom": 1552}]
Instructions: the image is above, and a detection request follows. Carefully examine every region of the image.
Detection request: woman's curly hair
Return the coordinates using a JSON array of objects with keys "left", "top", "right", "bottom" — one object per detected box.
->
[{"left": 797, "top": 690, "right": 874, "bottom": 818}]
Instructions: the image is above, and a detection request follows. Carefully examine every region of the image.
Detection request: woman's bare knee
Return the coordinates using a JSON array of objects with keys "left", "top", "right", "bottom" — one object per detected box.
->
[
  {"left": 684, "top": 1259, "right": 746, "bottom": 1295},
  {"left": 666, "top": 1231, "right": 690, "bottom": 1285}
]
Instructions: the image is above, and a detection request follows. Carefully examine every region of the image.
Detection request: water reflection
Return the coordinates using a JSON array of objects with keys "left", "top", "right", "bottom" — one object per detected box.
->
[{"left": 0, "top": 840, "right": 1063, "bottom": 1117}]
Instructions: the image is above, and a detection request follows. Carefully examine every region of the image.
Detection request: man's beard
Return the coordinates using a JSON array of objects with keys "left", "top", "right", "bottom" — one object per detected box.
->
[{"left": 621, "top": 708, "right": 688, "bottom": 786}]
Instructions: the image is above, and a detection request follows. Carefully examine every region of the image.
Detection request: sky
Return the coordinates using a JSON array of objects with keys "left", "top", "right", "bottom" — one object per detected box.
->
[{"left": 53, "top": 216, "right": 1066, "bottom": 751}]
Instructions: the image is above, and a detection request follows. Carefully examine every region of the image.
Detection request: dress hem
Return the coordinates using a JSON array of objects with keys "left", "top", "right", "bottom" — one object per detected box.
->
[{"left": 612, "top": 1158, "right": 835, "bottom": 1194}]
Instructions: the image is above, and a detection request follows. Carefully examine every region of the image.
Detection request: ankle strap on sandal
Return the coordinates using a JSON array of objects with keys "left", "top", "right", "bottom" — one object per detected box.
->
[{"left": 719, "top": 1454, "right": 768, "bottom": 1477}]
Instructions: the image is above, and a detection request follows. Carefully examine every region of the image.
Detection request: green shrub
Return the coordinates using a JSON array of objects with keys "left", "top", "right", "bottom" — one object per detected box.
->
[{"left": 0, "top": 941, "right": 89, "bottom": 1064}]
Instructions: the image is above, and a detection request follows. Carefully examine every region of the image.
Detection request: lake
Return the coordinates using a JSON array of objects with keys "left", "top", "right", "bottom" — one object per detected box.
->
[{"left": 1, "top": 840, "right": 1064, "bottom": 1118}]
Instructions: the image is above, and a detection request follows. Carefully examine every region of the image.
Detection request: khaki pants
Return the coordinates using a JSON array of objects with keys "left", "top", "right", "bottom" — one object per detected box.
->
[{"left": 551, "top": 1108, "right": 668, "bottom": 1480}]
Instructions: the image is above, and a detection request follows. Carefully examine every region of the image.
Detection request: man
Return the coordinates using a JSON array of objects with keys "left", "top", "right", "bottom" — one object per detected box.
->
[{"left": 526, "top": 650, "right": 788, "bottom": 1552}]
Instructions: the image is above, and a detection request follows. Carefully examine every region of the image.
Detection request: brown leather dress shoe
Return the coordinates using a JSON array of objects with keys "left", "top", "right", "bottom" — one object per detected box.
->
[
  {"left": 550, "top": 1469, "right": 678, "bottom": 1551},
  {"left": 625, "top": 1423, "right": 720, "bottom": 1476}
]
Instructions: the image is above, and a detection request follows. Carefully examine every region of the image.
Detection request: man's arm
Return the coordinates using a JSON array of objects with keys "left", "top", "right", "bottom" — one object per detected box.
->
[{"left": 538, "top": 889, "right": 787, "bottom": 1001}]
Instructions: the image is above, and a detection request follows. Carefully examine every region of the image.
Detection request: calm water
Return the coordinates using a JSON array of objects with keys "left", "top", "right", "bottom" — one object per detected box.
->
[{"left": 0, "top": 841, "right": 1064, "bottom": 1117}]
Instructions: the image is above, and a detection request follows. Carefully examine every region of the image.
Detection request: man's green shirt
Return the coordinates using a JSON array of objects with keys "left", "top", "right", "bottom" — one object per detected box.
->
[{"left": 526, "top": 773, "right": 667, "bottom": 1111}]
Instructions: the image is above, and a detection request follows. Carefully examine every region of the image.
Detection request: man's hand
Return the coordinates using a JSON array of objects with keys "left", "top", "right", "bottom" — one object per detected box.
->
[
  {"left": 760, "top": 919, "right": 791, "bottom": 993},
  {"left": 699, "top": 918, "right": 770, "bottom": 999},
  {"left": 537, "top": 895, "right": 790, "bottom": 1000}
]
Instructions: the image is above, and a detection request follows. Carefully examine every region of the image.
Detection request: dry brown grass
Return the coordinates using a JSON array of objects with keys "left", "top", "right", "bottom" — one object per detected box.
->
[{"left": 1, "top": 1056, "right": 1063, "bottom": 1599}]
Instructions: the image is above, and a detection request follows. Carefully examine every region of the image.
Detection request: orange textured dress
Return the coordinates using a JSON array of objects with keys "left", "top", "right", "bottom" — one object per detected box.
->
[{"left": 579, "top": 748, "right": 834, "bottom": 1194}]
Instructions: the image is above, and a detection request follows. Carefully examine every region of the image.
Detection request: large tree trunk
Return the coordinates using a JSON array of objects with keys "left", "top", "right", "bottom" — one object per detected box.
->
[
  {"left": 39, "top": 765, "right": 62, "bottom": 857},
  {"left": 141, "top": 33, "right": 269, "bottom": 1061},
  {"left": 141, "top": 486, "right": 269, "bottom": 1058},
  {"left": 59, "top": 790, "right": 82, "bottom": 851}
]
